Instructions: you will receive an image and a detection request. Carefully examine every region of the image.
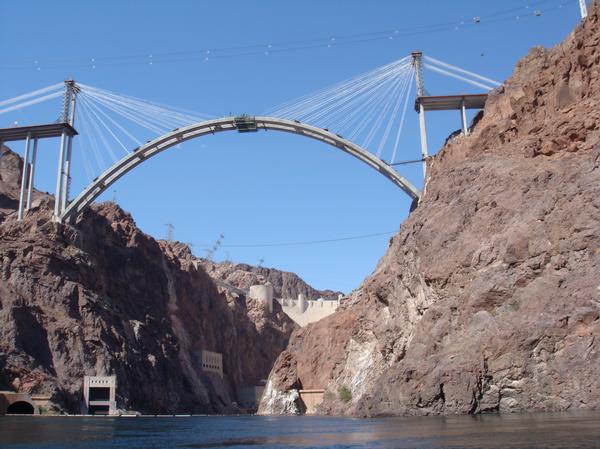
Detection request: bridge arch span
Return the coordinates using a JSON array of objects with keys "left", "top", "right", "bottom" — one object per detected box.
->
[{"left": 60, "top": 116, "right": 421, "bottom": 223}]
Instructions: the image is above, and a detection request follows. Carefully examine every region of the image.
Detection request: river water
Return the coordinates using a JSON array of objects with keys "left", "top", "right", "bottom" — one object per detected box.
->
[{"left": 1, "top": 412, "right": 599, "bottom": 448}]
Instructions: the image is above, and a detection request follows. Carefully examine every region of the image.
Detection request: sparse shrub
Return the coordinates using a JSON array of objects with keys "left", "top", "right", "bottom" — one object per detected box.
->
[{"left": 338, "top": 386, "right": 352, "bottom": 403}]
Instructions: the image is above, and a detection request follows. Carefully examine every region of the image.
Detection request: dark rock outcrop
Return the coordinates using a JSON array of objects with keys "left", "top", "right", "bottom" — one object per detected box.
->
[
  {"left": 0, "top": 150, "right": 296, "bottom": 414},
  {"left": 0, "top": 145, "right": 23, "bottom": 220},
  {"left": 260, "top": 4, "right": 600, "bottom": 416}
]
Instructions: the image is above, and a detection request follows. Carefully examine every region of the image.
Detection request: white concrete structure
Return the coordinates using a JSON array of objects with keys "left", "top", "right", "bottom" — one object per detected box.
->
[
  {"left": 249, "top": 283, "right": 274, "bottom": 313},
  {"left": 236, "top": 386, "right": 265, "bottom": 409},
  {"left": 59, "top": 116, "right": 421, "bottom": 223},
  {"left": 201, "top": 350, "right": 223, "bottom": 377},
  {"left": 278, "top": 294, "right": 340, "bottom": 327},
  {"left": 297, "top": 293, "right": 308, "bottom": 313},
  {"left": 299, "top": 389, "right": 325, "bottom": 414},
  {"left": 83, "top": 375, "right": 117, "bottom": 415}
]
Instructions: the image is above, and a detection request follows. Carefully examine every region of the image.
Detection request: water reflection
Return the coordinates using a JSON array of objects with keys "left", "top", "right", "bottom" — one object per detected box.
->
[{"left": 0, "top": 412, "right": 599, "bottom": 448}]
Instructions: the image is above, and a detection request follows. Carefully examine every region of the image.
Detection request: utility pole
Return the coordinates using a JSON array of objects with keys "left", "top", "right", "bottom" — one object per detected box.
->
[
  {"left": 411, "top": 51, "right": 428, "bottom": 179},
  {"left": 579, "top": 0, "right": 588, "bottom": 19}
]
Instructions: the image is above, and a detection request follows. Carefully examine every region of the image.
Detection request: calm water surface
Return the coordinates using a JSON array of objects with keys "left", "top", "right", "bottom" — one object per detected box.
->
[{"left": 1, "top": 412, "right": 599, "bottom": 449}]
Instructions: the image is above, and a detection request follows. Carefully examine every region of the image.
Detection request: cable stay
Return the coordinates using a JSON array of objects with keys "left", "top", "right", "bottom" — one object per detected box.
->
[
  {"left": 423, "top": 56, "right": 502, "bottom": 88},
  {"left": 0, "top": 83, "right": 64, "bottom": 116},
  {"left": 266, "top": 55, "right": 415, "bottom": 165},
  {"left": 0, "top": 50, "right": 502, "bottom": 225},
  {"left": 265, "top": 52, "right": 500, "bottom": 166},
  {"left": 423, "top": 56, "right": 502, "bottom": 91},
  {"left": 71, "top": 83, "right": 213, "bottom": 183}
]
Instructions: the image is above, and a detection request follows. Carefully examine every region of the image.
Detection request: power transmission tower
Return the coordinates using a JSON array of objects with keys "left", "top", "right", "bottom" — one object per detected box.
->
[
  {"left": 205, "top": 233, "right": 225, "bottom": 261},
  {"left": 165, "top": 223, "right": 174, "bottom": 242}
]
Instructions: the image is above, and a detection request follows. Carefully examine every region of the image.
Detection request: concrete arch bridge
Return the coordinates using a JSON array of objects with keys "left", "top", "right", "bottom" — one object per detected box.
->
[
  {"left": 61, "top": 115, "right": 421, "bottom": 223},
  {"left": 0, "top": 52, "right": 501, "bottom": 223}
]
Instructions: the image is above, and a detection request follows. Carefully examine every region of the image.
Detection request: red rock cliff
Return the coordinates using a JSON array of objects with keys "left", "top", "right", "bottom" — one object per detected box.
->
[
  {"left": 0, "top": 146, "right": 296, "bottom": 414},
  {"left": 260, "top": 4, "right": 600, "bottom": 416}
]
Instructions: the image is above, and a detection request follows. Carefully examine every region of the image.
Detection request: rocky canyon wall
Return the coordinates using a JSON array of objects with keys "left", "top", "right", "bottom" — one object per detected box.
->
[
  {"left": 260, "top": 4, "right": 600, "bottom": 417},
  {"left": 198, "top": 259, "right": 341, "bottom": 301},
  {"left": 0, "top": 146, "right": 298, "bottom": 414}
]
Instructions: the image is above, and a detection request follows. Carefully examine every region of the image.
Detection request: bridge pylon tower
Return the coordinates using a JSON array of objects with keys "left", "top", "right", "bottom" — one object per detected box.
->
[
  {"left": 54, "top": 80, "right": 79, "bottom": 221},
  {"left": 0, "top": 81, "right": 78, "bottom": 222},
  {"left": 411, "top": 51, "right": 428, "bottom": 179}
]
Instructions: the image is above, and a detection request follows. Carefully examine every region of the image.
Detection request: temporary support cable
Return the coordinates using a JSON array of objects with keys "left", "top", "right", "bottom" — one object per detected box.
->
[
  {"left": 267, "top": 56, "right": 415, "bottom": 163},
  {"left": 0, "top": 83, "right": 63, "bottom": 108},
  {"left": 424, "top": 64, "right": 497, "bottom": 90},
  {"left": 424, "top": 56, "right": 502, "bottom": 87},
  {"left": 390, "top": 70, "right": 414, "bottom": 165},
  {"left": 66, "top": 83, "right": 211, "bottom": 185},
  {"left": 0, "top": 91, "right": 63, "bottom": 115}
]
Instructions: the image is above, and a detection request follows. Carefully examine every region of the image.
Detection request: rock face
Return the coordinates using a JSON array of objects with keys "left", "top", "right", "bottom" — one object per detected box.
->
[
  {"left": 259, "top": 5, "right": 600, "bottom": 416},
  {"left": 0, "top": 152, "right": 296, "bottom": 414},
  {"left": 0, "top": 145, "right": 20, "bottom": 218},
  {"left": 198, "top": 260, "right": 341, "bottom": 301},
  {"left": 0, "top": 145, "right": 48, "bottom": 221}
]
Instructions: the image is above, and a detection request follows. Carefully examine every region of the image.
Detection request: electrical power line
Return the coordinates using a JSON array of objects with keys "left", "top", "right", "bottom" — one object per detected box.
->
[{"left": 192, "top": 231, "right": 397, "bottom": 249}]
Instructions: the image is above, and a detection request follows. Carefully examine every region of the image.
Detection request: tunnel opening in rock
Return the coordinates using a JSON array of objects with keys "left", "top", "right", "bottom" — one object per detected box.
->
[{"left": 6, "top": 401, "right": 34, "bottom": 415}]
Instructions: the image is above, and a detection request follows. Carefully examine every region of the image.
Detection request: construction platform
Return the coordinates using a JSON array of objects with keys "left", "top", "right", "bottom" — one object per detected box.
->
[
  {"left": 0, "top": 123, "right": 77, "bottom": 142},
  {"left": 415, "top": 94, "right": 488, "bottom": 112}
]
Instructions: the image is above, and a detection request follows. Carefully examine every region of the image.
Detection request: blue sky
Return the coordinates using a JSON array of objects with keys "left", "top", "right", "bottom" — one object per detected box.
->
[{"left": 0, "top": 0, "right": 585, "bottom": 293}]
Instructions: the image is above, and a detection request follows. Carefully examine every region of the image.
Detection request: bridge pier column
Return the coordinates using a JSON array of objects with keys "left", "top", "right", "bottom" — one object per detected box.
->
[
  {"left": 17, "top": 133, "right": 32, "bottom": 221},
  {"left": 460, "top": 99, "right": 469, "bottom": 136},
  {"left": 26, "top": 138, "right": 38, "bottom": 211},
  {"left": 412, "top": 51, "right": 429, "bottom": 179},
  {"left": 53, "top": 130, "right": 68, "bottom": 221},
  {"left": 418, "top": 104, "right": 428, "bottom": 178},
  {"left": 60, "top": 135, "right": 73, "bottom": 212}
]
